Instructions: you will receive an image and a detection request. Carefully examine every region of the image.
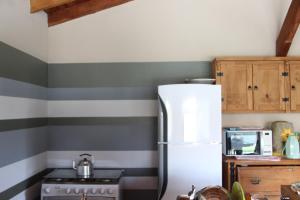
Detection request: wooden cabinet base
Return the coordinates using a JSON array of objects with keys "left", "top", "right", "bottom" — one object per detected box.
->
[{"left": 223, "top": 156, "right": 300, "bottom": 199}]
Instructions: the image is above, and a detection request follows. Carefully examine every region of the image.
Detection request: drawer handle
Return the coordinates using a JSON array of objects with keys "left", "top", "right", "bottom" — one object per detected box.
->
[{"left": 250, "top": 177, "right": 261, "bottom": 185}]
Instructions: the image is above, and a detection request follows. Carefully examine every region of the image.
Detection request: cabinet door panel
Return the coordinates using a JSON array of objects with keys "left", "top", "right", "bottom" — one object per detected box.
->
[
  {"left": 219, "top": 62, "right": 253, "bottom": 112},
  {"left": 290, "top": 62, "right": 300, "bottom": 111},
  {"left": 253, "top": 62, "right": 285, "bottom": 112}
]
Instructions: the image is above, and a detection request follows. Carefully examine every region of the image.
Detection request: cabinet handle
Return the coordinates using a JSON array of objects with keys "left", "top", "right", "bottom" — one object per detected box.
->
[
  {"left": 248, "top": 85, "right": 252, "bottom": 90},
  {"left": 292, "top": 85, "right": 296, "bottom": 90},
  {"left": 250, "top": 177, "right": 261, "bottom": 185},
  {"left": 254, "top": 86, "right": 258, "bottom": 90}
]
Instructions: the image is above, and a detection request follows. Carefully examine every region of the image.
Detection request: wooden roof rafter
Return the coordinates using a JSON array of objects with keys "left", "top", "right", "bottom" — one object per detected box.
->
[
  {"left": 276, "top": 0, "right": 300, "bottom": 56},
  {"left": 30, "top": 0, "right": 133, "bottom": 26}
]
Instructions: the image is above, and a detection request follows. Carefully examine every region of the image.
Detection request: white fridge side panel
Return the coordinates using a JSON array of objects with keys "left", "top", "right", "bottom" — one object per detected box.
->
[{"left": 162, "top": 143, "right": 222, "bottom": 200}]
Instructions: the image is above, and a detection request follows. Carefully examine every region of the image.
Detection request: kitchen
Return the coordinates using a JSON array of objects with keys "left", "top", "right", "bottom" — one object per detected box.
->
[{"left": 1, "top": 0, "right": 300, "bottom": 200}]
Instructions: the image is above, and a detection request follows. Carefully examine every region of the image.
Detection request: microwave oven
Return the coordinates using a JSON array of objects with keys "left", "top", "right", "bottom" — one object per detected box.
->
[{"left": 222, "top": 128, "right": 273, "bottom": 156}]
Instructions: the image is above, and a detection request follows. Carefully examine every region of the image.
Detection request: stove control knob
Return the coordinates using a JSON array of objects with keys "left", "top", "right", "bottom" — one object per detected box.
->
[
  {"left": 83, "top": 188, "right": 88, "bottom": 194},
  {"left": 91, "top": 189, "right": 97, "bottom": 194},
  {"left": 74, "top": 188, "right": 80, "bottom": 194},
  {"left": 44, "top": 187, "right": 51, "bottom": 194},
  {"left": 65, "top": 188, "right": 71, "bottom": 194},
  {"left": 99, "top": 188, "right": 105, "bottom": 194},
  {"left": 107, "top": 189, "right": 114, "bottom": 194}
]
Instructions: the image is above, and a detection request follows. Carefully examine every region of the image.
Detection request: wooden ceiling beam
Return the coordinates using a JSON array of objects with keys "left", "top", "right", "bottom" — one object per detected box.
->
[
  {"left": 30, "top": 0, "right": 76, "bottom": 13},
  {"left": 276, "top": 0, "right": 300, "bottom": 56},
  {"left": 47, "top": 0, "right": 132, "bottom": 27}
]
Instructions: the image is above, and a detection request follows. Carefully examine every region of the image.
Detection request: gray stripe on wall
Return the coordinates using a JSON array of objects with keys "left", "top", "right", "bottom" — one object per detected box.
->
[
  {"left": 0, "top": 42, "right": 48, "bottom": 87},
  {"left": 48, "top": 117, "right": 157, "bottom": 151},
  {"left": 48, "top": 62, "right": 211, "bottom": 88},
  {"left": 0, "top": 169, "right": 52, "bottom": 200},
  {"left": 0, "top": 127, "right": 47, "bottom": 168},
  {"left": 48, "top": 126, "right": 157, "bottom": 151},
  {"left": 122, "top": 168, "right": 157, "bottom": 177},
  {"left": 48, "top": 117, "right": 157, "bottom": 125},
  {"left": 0, "top": 77, "right": 47, "bottom": 100},
  {"left": 0, "top": 118, "right": 47, "bottom": 132},
  {"left": 48, "top": 86, "right": 156, "bottom": 100},
  {"left": 123, "top": 190, "right": 157, "bottom": 200}
]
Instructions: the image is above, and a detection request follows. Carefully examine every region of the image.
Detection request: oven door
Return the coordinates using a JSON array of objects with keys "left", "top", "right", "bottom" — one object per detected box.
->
[{"left": 43, "top": 197, "right": 116, "bottom": 200}]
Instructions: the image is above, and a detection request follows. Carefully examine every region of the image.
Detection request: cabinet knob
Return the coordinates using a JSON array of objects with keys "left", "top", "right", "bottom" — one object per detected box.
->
[
  {"left": 248, "top": 85, "right": 252, "bottom": 90},
  {"left": 254, "top": 86, "right": 258, "bottom": 90},
  {"left": 292, "top": 85, "right": 296, "bottom": 90}
]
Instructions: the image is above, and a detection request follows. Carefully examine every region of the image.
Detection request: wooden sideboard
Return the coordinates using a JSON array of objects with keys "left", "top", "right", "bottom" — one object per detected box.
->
[{"left": 223, "top": 156, "right": 300, "bottom": 200}]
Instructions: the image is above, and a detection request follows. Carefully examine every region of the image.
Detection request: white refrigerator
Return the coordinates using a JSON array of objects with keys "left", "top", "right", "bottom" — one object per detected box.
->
[{"left": 158, "top": 84, "right": 222, "bottom": 200}]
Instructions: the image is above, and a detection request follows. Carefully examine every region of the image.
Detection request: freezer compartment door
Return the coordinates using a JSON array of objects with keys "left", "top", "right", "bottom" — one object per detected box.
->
[{"left": 158, "top": 84, "right": 221, "bottom": 144}]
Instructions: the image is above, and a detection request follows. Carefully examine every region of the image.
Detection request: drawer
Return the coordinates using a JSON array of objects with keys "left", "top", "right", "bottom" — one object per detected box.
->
[{"left": 237, "top": 166, "right": 300, "bottom": 196}]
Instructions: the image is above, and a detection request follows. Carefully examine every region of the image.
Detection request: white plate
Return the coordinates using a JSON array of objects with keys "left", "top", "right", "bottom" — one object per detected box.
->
[{"left": 187, "top": 78, "right": 216, "bottom": 84}]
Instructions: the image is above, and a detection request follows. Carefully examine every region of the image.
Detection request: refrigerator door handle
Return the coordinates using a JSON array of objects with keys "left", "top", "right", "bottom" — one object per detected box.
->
[
  {"left": 158, "top": 142, "right": 168, "bottom": 145},
  {"left": 158, "top": 96, "right": 168, "bottom": 200}
]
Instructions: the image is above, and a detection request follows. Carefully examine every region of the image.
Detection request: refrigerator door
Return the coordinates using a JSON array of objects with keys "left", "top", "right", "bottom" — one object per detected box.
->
[{"left": 158, "top": 84, "right": 221, "bottom": 144}]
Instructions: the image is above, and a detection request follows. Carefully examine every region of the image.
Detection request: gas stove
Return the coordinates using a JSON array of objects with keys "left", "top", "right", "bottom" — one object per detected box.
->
[{"left": 41, "top": 169, "right": 123, "bottom": 200}]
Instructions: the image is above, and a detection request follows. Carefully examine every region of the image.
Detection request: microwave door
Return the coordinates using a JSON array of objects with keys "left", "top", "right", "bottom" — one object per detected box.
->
[{"left": 228, "top": 131, "right": 261, "bottom": 156}]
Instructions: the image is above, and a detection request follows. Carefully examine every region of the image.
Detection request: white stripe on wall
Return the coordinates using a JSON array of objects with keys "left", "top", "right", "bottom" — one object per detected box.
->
[
  {"left": 48, "top": 100, "right": 158, "bottom": 117},
  {"left": 122, "top": 177, "right": 158, "bottom": 190},
  {"left": 10, "top": 182, "right": 41, "bottom": 200},
  {"left": 47, "top": 151, "right": 158, "bottom": 168},
  {"left": 0, "top": 152, "right": 46, "bottom": 193},
  {"left": 0, "top": 96, "right": 47, "bottom": 120}
]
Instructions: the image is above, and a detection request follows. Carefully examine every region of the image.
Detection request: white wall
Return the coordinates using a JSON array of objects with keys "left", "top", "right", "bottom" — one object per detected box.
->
[
  {"left": 0, "top": 0, "right": 48, "bottom": 62},
  {"left": 48, "top": 0, "right": 300, "bottom": 63},
  {"left": 223, "top": 113, "right": 300, "bottom": 131}
]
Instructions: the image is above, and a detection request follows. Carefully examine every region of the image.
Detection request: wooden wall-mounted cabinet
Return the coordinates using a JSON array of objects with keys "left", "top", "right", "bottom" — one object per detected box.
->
[{"left": 212, "top": 57, "right": 300, "bottom": 113}]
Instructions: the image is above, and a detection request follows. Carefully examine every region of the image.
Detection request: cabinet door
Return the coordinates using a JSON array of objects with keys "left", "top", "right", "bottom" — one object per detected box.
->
[
  {"left": 217, "top": 62, "right": 253, "bottom": 112},
  {"left": 290, "top": 62, "right": 300, "bottom": 111},
  {"left": 252, "top": 62, "right": 286, "bottom": 112}
]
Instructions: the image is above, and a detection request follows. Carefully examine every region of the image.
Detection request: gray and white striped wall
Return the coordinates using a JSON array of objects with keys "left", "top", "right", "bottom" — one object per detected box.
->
[
  {"left": 0, "top": 41, "right": 48, "bottom": 200},
  {"left": 0, "top": 41, "right": 212, "bottom": 199}
]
